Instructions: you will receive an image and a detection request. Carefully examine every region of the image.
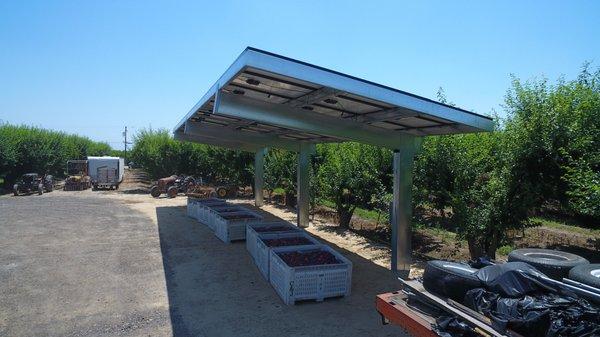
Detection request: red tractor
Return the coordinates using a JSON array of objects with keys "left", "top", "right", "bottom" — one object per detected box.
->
[{"left": 150, "top": 175, "right": 196, "bottom": 198}]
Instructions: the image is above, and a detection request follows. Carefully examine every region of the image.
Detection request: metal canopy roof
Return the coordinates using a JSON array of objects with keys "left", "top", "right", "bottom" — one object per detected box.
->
[{"left": 174, "top": 47, "right": 493, "bottom": 151}]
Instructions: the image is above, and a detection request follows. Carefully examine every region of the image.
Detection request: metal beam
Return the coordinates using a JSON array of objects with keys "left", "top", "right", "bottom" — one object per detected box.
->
[
  {"left": 215, "top": 91, "right": 418, "bottom": 150},
  {"left": 185, "top": 121, "right": 301, "bottom": 152},
  {"left": 390, "top": 146, "right": 418, "bottom": 278},
  {"left": 173, "top": 132, "right": 260, "bottom": 152},
  {"left": 254, "top": 148, "right": 266, "bottom": 207},
  {"left": 297, "top": 143, "right": 313, "bottom": 228},
  {"left": 285, "top": 87, "right": 338, "bottom": 108},
  {"left": 355, "top": 109, "right": 420, "bottom": 124}
]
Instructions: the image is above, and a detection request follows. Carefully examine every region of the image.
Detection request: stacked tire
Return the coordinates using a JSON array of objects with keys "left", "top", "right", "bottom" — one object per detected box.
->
[
  {"left": 507, "top": 248, "right": 589, "bottom": 280},
  {"left": 422, "top": 260, "right": 481, "bottom": 302},
  {"left": 569, "top": 264, "right": 600, "bottom": 289}
]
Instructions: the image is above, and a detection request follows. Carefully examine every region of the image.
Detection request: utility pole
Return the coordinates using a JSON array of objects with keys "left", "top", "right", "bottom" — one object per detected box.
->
[{"left": 122, "top": 126, "right": 132, "bottom": 163}]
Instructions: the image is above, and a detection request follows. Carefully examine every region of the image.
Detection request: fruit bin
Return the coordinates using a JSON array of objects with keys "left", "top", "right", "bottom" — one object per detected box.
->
[
  {"left": 187, "top": 198, "right": 228, "bottom": 223},
  {"left": 254, "top": 231, "right": 320, "bottom": 280},
  {"left": 203, "top": 205, "right": 243, "bottom": 229},
  {"left": 269, "top": 245, "right": 352, "bottom": 305},
  {"left": 186, "top": 198, "right": 198, "bottom": 218},
  {"left": 205, "top": 206, "right": 249, "bottom": 230},
  {"left": 196, "top": 200, "right": 229, "bottom": 223},
  {"left": 214, "top": 211, "right": 264, "bottom": 243},
  {"left": 246, "top": 221, "right": 302, "bottom": 263}
]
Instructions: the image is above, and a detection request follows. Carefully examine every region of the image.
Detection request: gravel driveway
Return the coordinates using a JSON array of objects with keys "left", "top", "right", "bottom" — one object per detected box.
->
[{"left": 0, "top": 191, "right": 406, "bottom": 337}]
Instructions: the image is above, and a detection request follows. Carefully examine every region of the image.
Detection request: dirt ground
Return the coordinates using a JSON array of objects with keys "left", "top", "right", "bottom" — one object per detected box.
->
[{"left": 0, "top": 180, "right": 409, "bottom": 336}]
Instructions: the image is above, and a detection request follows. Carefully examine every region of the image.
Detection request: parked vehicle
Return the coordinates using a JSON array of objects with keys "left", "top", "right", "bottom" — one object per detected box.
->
[
  {"left": 88, "top": 156, "right": 124, "bottom": 190},
  {"left": 64, "top": 160, "right": 91, "bottom": 191},
  {"left": 13, "top": 173, "right": 53, "bottom": 196},
  {"left": 150, "top": 175, "right": 196, "bottom": 198}
]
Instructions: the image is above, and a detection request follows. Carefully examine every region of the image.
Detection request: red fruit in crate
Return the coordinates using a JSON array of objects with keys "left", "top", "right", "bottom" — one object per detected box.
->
[
  {"left": 255, "top": 226, "right": 291, "bottom": 233},
  {"left": 278, "top": 250, "right": 340, "bottom": 267},
  {"left": 264, "top": 237, "right": 313, "bottom": 247}
]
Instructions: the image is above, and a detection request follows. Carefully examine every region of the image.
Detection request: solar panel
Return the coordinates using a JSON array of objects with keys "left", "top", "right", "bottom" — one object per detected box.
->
[{"left": 175, "top": 47, "right": 493, "bottom": 151}]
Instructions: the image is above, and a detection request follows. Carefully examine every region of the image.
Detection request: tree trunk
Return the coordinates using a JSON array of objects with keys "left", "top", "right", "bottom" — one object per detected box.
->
[
  {"left": 467, "top": 232, "right": 499, "bottom": 260},
  {"left": 337, "top": 205, "right": 355, "bottom": 229}
]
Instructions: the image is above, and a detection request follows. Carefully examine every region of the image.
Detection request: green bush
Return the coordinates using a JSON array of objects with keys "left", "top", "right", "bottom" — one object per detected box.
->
[
  {"left": 315, "top": 142, "right": 387, "bottom": 228},
  {"left": 130, "top": 128, "right": 253, "bottom": 186},
  {"left": 0, "top": 123, "right": 111, "bottom": 187}
]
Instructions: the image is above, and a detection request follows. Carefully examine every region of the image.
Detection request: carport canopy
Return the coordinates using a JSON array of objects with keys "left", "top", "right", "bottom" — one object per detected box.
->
[{"left": 173, "top": 47, "right": 493, "bottom": 275}]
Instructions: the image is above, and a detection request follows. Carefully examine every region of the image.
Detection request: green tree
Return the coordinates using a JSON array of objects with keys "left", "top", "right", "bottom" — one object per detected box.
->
[{"left": 316, "top": 142, "right": 385, "bottom": 228}]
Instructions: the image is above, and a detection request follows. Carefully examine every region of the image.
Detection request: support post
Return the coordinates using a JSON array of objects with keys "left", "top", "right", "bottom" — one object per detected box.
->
[
  {"left": 254, "top": 148, "right": 267, "bottom": 207},
  {"left": 297, "top": 143, "right": 313, "bottom": 228},
  {"left": 391, "top": 148, "right": 416, "bottom": 278}
]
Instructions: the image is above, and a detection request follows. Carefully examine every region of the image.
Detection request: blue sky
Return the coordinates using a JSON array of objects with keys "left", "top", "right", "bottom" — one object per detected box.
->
[{"left": 1, "top": 1, "right": 599, "bottom": 148}]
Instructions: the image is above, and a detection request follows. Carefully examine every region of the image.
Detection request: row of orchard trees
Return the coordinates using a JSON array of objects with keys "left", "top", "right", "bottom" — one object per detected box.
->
[
  {"left": 130, "top": 66, "right": 599, "bottom": 258},
  {"left": 0, "top": 124, "right": 113, "bottom": 187}
]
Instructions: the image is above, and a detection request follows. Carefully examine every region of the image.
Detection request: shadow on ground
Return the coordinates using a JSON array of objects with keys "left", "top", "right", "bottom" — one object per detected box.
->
[{"left": 156, "top": 204, "right": 405, "bottom": 337}]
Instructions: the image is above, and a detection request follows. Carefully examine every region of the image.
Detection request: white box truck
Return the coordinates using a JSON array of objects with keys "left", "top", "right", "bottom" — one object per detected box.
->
[{"left": 88, "top": 156, "right": 125, "bottom": 190}]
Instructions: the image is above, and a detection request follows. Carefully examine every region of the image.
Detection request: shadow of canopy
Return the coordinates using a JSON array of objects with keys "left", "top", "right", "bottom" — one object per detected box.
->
[{"left": 155, "top": 204, "right": 407, "bottom": 337}]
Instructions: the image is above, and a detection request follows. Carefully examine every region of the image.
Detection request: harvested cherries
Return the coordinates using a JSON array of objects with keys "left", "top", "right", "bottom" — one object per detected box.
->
[
  {"left": 278, "top": 250, "right": 340, "bottom": 267},
  {"left": 255, "top": 225, "right": 293, "bottom": 233},
  {"left": 263, "top": 237, "right": 313, "bottom": 247}
]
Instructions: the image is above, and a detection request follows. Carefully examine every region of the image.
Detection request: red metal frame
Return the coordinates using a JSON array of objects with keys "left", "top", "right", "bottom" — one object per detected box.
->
[{"left": 376, "top": 292, "right": 438, "bottom": 337}]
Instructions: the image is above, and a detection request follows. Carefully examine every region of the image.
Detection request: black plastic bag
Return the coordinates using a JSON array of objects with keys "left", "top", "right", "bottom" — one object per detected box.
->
[
  {"left": 475, "top": 262, "right": 556, "bottom": 297},
  {"left": 464, "top": 288, "right": 600, "bottom": 337},
  {"left": 433, "top": 315, "right": 480, "bottom": 337}
]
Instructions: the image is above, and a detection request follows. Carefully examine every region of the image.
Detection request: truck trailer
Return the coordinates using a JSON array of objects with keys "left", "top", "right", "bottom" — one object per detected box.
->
[{"left": 87, "top": 156, "right": 125, "bottom": 190}]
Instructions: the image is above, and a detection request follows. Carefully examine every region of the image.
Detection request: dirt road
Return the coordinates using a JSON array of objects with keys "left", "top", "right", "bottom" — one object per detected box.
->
[{"left": 0, "top": 189, "right": 407, "bottom": 337}]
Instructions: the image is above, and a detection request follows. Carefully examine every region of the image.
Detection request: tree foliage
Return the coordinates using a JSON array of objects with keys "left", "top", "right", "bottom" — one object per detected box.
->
[
  {"left": 130, "top": 128, "right": 253, "bottom": 186},
  {"left": 315, "top": 143, "right": 388, "bottom": 228},
  {"left": 0, "top": 124, "right": 111, "bottom": 187}
]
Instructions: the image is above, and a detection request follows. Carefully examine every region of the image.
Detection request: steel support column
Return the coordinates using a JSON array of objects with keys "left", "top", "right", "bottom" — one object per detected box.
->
[
  {"left": 391, "top": 148, "right": 416, "bottom": 278},
  {"left": 254, "top": 148, "right": 266, "bottom": 207},
  {"left": 297, "top": 143, "right": 313, "bottom": 228}
]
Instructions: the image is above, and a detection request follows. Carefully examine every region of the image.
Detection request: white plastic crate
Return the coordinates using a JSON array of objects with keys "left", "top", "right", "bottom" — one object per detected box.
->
[
  {"left": 187, "top": 198, "right": 202, "bottom": 218},
  {"left": 188, "top": 198, "right": 226, "bottom": 222},
  {"left": 204, "top": 205, "right": 245, "bottom": 230},
  {"left": 213, "top": 211, "right": 264, "bottom": 243},
  {"left": 254, "top": 232, "right": 319, "bottom": 280},
  {"left": 269, "top": 245, "right": 352, "bottom": 305},
  {"left": 198, "top": 203, "right": 233, "bottom": 226},
  {"left": 246, "top": 221, "right": 302, "bottom": 263}
]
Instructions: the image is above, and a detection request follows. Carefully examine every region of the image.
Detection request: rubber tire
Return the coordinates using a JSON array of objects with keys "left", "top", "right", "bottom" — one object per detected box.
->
[
  {"left": 217, "top": 187, "right": 227, "bottom": 198},
  {"left": 568, "top": 264, "right": 600, "bottom": 289},
  {"left": 508, "top": 248, "right": 589, "bottom": 280},
  {"left": 167, "top": 186, "right": 178, "bottom": 198},
  {"left": 422, "top": 260, "right": 482, "bottom": 302},
  {"left": 150, "top": 186, "right": 161, "bottom": 198}
]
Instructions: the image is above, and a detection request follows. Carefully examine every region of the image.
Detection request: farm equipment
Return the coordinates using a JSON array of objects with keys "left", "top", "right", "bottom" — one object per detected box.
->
[
  {"left": 64, "top": 160, "right": 91, "bottom": 191},
  {"left": 13, "top": 173, "right": 53, "bottom": 196},
  {"left": 186, "top": 182, "right": 247, "bottom": 199},
  {"left": 150, "top": 175, "right": 196, "bottom": 198}
]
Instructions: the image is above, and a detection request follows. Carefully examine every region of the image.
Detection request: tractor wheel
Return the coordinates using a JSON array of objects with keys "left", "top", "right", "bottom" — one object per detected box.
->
[
  {"left": 167, "top": 186, "right": 178, "bottom": 198},
  {"left": 150, "top": 186, "right": 161, "bottom": 198},
  {"left": 216, "top": 187, "right": 228, "bottom": 198}
]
